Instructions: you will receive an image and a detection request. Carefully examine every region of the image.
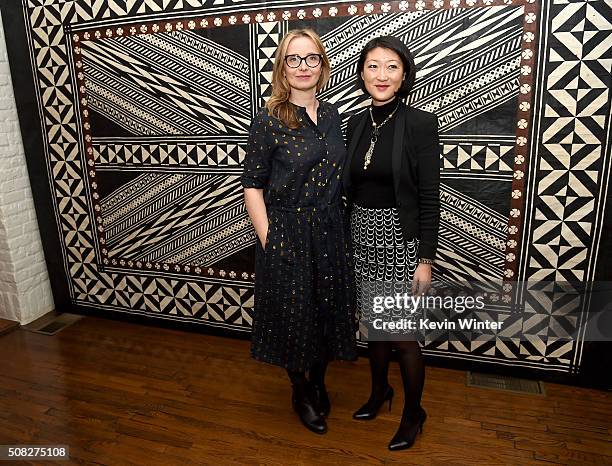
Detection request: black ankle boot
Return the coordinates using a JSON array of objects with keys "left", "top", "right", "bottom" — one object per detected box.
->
[
  {"left": 309, "top": 382, "right": 331, "bottom": 418},
  {"left": 352, "top": 385, "right": 394, "bottom": 420},
  {"left": 292, "top": 385, "right": 327, "bottom": 434},
  {"left": 388, "top": 406, "right": 426, "bottom": 451}
]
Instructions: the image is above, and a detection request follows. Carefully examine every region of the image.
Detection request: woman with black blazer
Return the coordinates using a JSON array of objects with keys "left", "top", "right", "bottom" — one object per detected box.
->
[{"left": 345, "top": 36, "right": 440, "bottom": 451}]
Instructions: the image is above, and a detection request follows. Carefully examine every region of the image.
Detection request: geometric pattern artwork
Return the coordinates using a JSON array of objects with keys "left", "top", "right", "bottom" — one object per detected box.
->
[
  {"left": 436, "top": 185, "right": 509, "bottom": 285},
  {"left": 520, "top": 0, "right": 612, "bottom": 370},
  {"left": 441, "top": 136, "right": 515, "bottom": 177},
  {"left": 251, "top": 20, "right": 288, "bottom": 110},
  {"left": 75, "top": 273, "right": 254, "bottom": 329},
  {"left": 80, "top": 31, "right": 250, "bottom": 135},
  {"left": 93, "top": 138, "right": 246, "bottom": 167},
  {"left": 100, "top": 174, "right": 254, "bottom": 270},
  {"left": 7, "top": 0, "right": 612, "bottom": 378}
]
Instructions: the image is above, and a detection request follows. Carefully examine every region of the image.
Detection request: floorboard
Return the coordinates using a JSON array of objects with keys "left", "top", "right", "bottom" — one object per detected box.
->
[{"left": 0, "top": 317, "right": 610, "bottom": 465}]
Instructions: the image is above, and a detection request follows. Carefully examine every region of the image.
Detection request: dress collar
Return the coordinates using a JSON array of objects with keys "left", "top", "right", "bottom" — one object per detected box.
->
[{"left": 291, "top": 100, "right": 323, "bottom": 114}]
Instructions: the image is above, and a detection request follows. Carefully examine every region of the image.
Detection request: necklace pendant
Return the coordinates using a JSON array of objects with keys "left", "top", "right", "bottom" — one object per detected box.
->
[
  {"left": 363, "top": 140, "right": 376, "bottom": 170},
  {"left": 364, "top": 101, "right": 400, "bottom": 171}
]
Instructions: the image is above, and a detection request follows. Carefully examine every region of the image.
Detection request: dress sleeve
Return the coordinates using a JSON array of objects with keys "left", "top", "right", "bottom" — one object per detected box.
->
[
  {"left": 241, "top": 110, "right": 271, "bottom": 189},
  {"left": 416, "top": 113, "right": 441, "bottom": 260}
]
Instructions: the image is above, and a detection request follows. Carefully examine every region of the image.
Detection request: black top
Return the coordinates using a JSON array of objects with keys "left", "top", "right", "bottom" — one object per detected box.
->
[
  {"left": 241, "top": 102, "right": 346, "bottom": 208},
  {"left": 345, "top": 103, "right": 440, "bottom": 259},
  {"left": 350, "top": 98, "right": 399, "bottom": 208}
]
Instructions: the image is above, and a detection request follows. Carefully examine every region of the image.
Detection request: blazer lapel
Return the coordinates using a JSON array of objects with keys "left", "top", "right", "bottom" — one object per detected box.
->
[
  {"left": 344, "top": 110, "right": 369, "bottom": 192},
  {"left": 392, "top": 103, "right": 406, "bottom": 195}
]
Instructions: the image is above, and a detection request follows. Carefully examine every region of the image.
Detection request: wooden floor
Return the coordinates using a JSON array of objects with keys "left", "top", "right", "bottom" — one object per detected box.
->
[
  {"left": 0, "top": 318, "right": 19, "bottom": 336},
  {"left": 0, "top": 317, "right": 610, "bottom": 466}
]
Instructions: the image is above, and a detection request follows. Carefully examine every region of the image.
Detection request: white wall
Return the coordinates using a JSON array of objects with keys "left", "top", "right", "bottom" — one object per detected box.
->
[{"left": 0, "top": 12, "right": 54, "bottom": 324}]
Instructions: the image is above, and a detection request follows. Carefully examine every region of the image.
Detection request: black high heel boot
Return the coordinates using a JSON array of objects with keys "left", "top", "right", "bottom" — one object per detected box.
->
[
  {"left": 288, "top": 369, "right": 327, "bottom": 434},
  {"left": 388, "top": 407, "right": 427, "bottom": 451},
  {"left": 352, "top": 385, "right": 394, "bottom": 420},
  {"left": 291, "top": 384, "right": 327, "bottom": 434},
  {"left": 310, "top": 382, "right": 331, "bottom": 418},
  {"left": 309, "top": 357, "right": 330, "bottom": 418}
]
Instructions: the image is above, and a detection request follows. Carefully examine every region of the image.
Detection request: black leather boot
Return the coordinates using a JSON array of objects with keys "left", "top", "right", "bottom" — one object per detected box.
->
[
  {"left": 292, "top": 384, "right": 327, "bottom": 434},
  {"left": 309, "top": 382, "right": 331, "bottom": 418}
]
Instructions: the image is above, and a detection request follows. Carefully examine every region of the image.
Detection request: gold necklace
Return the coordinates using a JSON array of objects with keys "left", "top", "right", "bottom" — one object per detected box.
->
[{"left": 363, "top": 101, "right": 400, "bottom": 170}]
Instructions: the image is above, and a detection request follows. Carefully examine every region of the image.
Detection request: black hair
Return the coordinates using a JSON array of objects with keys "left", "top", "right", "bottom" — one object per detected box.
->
[{"left": 356, "top": 36, "right": 416, "bottom": 99}]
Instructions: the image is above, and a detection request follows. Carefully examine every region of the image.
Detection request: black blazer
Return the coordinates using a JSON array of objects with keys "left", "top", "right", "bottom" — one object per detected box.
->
[{"left": 344, "top": 101, "right": 440, "bottom": 259}]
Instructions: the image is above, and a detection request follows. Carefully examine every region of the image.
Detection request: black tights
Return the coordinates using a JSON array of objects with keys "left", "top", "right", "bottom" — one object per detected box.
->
[{"left": 368, "top": 340, "right": 425, "bottom": 421}]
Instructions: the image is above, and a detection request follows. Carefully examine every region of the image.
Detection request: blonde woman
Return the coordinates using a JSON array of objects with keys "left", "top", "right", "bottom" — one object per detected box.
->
[{"left": 241, "top": 29, "right": 357, "bottom": 434}]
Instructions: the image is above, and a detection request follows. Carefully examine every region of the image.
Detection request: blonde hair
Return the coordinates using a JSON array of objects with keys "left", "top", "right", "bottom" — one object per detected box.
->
[{"left": 266, "top": 29, "right": 331, "bottom": 129}]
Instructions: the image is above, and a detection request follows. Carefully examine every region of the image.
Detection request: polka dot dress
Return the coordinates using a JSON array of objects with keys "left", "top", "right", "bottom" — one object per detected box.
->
[{"left": 241, "top": 102, "right": 357, "bottom": 371}]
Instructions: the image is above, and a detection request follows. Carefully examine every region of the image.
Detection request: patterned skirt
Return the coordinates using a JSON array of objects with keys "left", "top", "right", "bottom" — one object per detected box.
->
[{"left": 350, "top": 205, "right": 420, "bottom": 335}]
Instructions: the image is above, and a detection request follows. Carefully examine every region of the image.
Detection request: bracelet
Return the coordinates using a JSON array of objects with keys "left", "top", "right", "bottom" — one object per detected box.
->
[{"left": 418, "top": 258, "right": 435, "bottom": 265}]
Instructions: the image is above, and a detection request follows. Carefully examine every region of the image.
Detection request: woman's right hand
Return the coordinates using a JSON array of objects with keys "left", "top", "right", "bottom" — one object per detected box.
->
[{"left": 259, "top": 228, "right": 268, "bottom": 249}]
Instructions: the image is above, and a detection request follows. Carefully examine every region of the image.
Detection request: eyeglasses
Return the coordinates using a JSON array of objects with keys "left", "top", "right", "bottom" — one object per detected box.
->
[{"left": 284, "top": 54, "right": 322, "bottom": 68}]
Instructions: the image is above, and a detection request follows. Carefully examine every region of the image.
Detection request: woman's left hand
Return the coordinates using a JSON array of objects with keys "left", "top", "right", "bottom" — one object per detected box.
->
[{"left": 412, "top": 263, "right": 432, "bottom": 297}]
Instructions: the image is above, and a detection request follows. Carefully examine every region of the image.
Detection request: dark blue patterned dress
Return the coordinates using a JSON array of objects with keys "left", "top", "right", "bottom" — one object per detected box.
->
[{"left": 241, "top": 102, "right": 357, "bottom": 371}]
